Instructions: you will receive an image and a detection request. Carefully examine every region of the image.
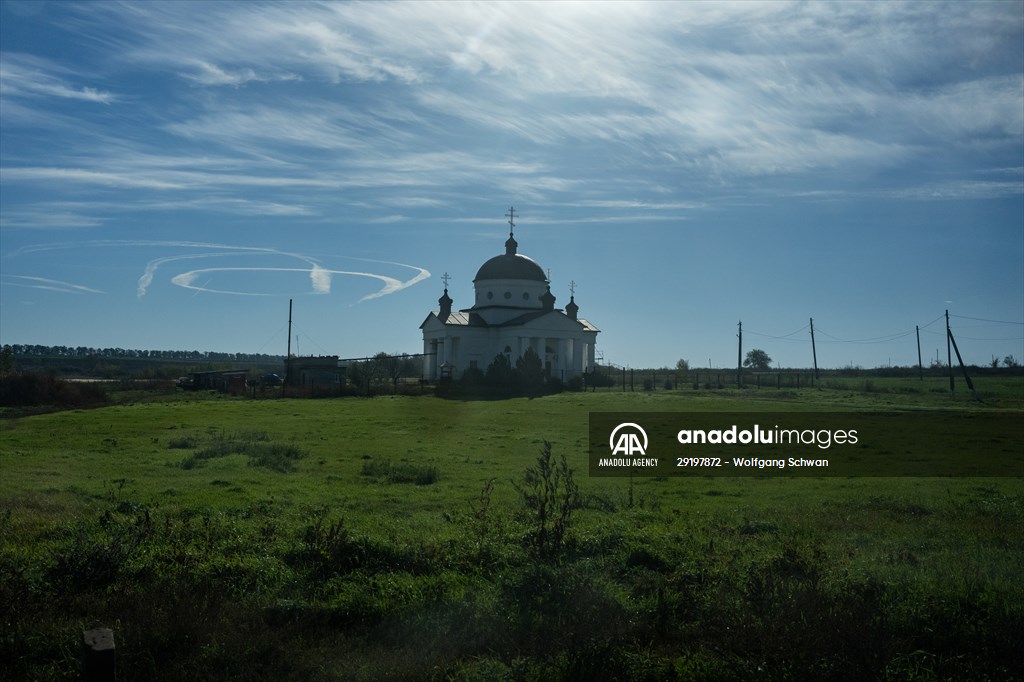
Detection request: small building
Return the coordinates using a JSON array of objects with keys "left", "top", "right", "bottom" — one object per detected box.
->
[
  {"left": 186, "top": 369, "right": 249, "bottom": 394},
  {"left": 285, "top": 355, "right": 343, "bottom": 389}
]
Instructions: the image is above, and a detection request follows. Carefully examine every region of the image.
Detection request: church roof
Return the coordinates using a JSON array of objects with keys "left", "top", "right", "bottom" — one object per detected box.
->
[
  {"left": 421, "top": 308, "right": 599, "bottom": 332},
  {"left": 473, "top": 253, "right": 546, "bottom": 283}
]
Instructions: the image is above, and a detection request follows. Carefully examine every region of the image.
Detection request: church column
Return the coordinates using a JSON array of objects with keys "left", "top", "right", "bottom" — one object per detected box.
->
[
  {"left": 558, "top": 338, "right": 569, "bottom": 380},
  {"left": 423, "top": 339, "right": 432, "bottom": 379}
]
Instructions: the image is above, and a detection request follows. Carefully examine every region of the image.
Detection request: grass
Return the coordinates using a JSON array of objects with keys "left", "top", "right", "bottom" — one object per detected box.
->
[{"left": 1, "top": 379, "right": 1022, "bottom": 680}]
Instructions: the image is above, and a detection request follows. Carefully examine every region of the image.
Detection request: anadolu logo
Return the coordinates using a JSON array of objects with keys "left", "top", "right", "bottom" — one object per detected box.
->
[{"left": 609, "top": 423, "right": 648, "bottom": 456}]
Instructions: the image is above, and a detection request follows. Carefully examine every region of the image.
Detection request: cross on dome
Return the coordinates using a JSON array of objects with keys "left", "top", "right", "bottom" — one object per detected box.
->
[
  {"left": 504, "top": 205, "right": 517, "bottom": 237},
  {"left": 441, "top": 272, "right": 451, "bottom": 290}
]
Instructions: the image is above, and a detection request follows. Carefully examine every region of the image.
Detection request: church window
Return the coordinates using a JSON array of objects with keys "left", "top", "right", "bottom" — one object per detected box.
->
[
  {"left": 504, "top": 291, "right": 512, "bottom": 299},
  {"left": 522, "top": 292, "right": 530, "bottom": 300},
  {"left": 487, "top": 291, "right": 494, "bottom": 300}
]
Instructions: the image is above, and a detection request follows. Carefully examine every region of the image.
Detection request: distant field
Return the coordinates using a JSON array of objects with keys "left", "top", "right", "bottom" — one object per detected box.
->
[{"left": 1, "top": 381, "right": 1022, "bottom": 680}]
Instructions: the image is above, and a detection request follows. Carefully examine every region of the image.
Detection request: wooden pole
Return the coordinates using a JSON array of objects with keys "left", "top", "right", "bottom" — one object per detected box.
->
[
  {"left": 810, "top": 317, "right": 819, "bottom": 383},
  {"left": 737, "top": 320, "right": 743, "bottom": 388},
  {"left": 947, "top": 326, "right": 979, "bottom": 401},
  {"left": 283, "top": 298, "right": 293, "bottom": 396},
  {"left": 946, "top": 309, "right": 955, "bottom": 398},
  {"left": 916, "top": 325, "right": 923, "bottom": 381}
]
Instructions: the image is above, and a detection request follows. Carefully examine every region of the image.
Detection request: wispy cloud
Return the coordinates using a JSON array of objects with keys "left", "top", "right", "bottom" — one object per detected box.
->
[
  {"left": 2, "top": 275, "right": 103, "bottom": 294},
  {"left": 179, "top": 60, "right": 301, "bottom": 87},
  {"left": 3, "top": 0, "right": 1020, "bottom": 232},
  {"left": 0, "top": 53, "right": 116, "bottom": 103},
  {"left": 6, "top": 240, "right": 429, "bottom": 302}
]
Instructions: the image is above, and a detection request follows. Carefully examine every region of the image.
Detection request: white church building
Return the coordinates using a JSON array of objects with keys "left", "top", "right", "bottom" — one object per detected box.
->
[{"left": 420, "top": 209, "right": 599, "bottom": 381}]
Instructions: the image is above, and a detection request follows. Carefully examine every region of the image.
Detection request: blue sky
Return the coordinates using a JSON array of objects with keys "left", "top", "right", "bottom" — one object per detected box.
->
[{"left": 2, "top": 0, "right": 1022, "bottom": 369}]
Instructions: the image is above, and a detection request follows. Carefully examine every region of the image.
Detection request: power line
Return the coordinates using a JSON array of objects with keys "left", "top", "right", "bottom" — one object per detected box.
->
[
  {"left": 815, "top": 328, "right": 916, "bottom": 344},
  {"left": 950, "top": 314, "right": 1024, "bottom": 325},
  {"left": 291, "top": 323, "right": 330, "bottom": 355},
  {"left": 255, "top": 323, "right": 287, "bottom": 355},
  {"left": 745, "top": 324, "right": 809, "bottom": 341}
]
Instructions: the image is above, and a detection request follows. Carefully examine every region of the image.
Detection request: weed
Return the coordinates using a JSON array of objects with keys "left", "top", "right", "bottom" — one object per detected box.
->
[
  {"left": 176, "top": 432, "right": 306, "bottom": 472},
  {"left": 361, "top": 459, "right": 440, "bottom": 485},
  {"left": 513, "top": 441, "right": 581, "bottom": 561}
]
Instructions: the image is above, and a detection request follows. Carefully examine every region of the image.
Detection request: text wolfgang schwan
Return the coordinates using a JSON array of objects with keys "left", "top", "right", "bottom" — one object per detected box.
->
[{"left": 588, "top": 412, "right": 1024, "bottom": 477}]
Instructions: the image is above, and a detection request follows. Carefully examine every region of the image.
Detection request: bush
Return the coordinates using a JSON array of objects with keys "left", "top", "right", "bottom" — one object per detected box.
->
[
  {"left": 513, "top": 442, "right": 581, "bottom": 561},
  {"left": 0, "top": 373, "right": 109, "bottom": 408}
]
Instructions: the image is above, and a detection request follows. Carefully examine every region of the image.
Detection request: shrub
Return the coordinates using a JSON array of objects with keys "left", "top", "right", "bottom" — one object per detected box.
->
[
  {"left": 361, "top": 459, "right": 439, "bottom": 485},
  {"left": 0, "top": 373, "right": 109, "bottom": 408},
  {"left": 513, "top": 442, "right": 581, "bottom": 561}
]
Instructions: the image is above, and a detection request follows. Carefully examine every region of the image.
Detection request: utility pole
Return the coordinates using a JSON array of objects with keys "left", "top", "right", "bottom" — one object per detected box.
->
[
  {"left": 284, "top": 298, "right": 293, "bottom": 394},
  {"left": 737, "top": 320, "right": 743, "bottom": 388},
  {"left": 916, "top": 325, "right": 923, "bottom": 381},
  {"left": 287, "top": 299, "right": 293, "bottom": 358},
  {"left": 947, "top": 323, "right": 979, "bottom": 401},
  {"left": 946, "top": 309, "right": 954, "bottom": 399},
  {"left": 809, "top": 317, "right": 819, "bottom": 383}
]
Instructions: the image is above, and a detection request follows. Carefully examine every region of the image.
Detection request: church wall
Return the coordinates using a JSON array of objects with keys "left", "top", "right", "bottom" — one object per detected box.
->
[
  {"left": 423, "top": 321, "right": 596, "bottom": 381},
  {"left": 472, "top": 277, "right": 548, "bottom": 311}
]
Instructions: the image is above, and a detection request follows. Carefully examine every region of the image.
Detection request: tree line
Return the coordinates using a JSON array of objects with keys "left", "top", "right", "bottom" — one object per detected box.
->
[{"left": 4, "top": 344, "right": 283, "bottom": 363}]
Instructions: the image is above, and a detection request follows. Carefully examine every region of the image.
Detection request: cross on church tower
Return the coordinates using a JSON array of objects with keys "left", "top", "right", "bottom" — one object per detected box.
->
[
  {"left": 505, "top": 206, "right": 517, "bottom": 237},
  {"left": 569, "top": 280, "right": 577, "bottom": 296},
  {"left": 441, "top": 272, "right": 451, "bottom": 290}
]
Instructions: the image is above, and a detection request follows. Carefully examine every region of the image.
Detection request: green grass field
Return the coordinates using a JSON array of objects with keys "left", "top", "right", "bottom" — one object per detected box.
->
[{"left": 2, "top": 379, "right": 1022, "bottom": 680}]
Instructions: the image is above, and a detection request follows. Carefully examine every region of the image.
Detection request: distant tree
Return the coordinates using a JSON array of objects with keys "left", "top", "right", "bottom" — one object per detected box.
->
[
  {"left": 348, "top": 358, "right": 382, "bottom": 396},
  {"left": 991, "top": 357, "right": 1000, "bottom": 368},
  {"left": 516, "top": 347, "right": 545, "bottom": 393},
  {"left": 375, "top": 352, "right": 403, "bottom": 393},
  {"left": 1005, "top": 355, "right": 1019, "bottom": 368},
  {"left": 674, "top": 358, "right": 689, "bottom": 385},
  {"left": 743, "top": 349, "right": 772, "bottom": 370},
  {"left": 485, "top": 353, "right": 515, "bottom": 389},
  {"left": 459, "top": 365, "right": 485, "bottom": 386},
  {"left": 0, "top": 345, "right": 14, "bottom": 376}
]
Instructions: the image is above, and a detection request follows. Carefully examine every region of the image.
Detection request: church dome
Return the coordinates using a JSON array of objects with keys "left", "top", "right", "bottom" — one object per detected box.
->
[
  {"left": 474, "top": 253, "right": 546, "bottom": 282},
  {"left": 473, "top": 228, "right": 547, "bottom": 283}
]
